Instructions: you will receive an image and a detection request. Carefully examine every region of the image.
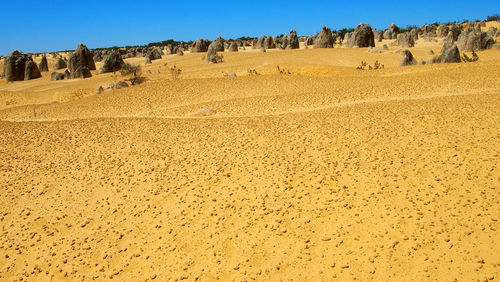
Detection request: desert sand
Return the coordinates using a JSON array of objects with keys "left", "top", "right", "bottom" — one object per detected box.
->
[{"left": 0, "top": 30, "right": 499, "bottom": 281}]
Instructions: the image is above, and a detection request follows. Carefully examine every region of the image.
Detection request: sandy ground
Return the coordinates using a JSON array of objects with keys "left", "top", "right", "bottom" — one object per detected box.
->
[{"left": 0, "top": 33, "right": 499, "bottom": 281}]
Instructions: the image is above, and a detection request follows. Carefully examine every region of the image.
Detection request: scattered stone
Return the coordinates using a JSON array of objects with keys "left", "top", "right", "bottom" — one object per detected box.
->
[
  {"left": 428, "top": 49, "right": 434, "bottom": 55},
  {"left": 227, "top": 72, "right": 237, "bottom": 77},
  {"left": 382, "top": 44, "right": 388, "bottom": 50}
]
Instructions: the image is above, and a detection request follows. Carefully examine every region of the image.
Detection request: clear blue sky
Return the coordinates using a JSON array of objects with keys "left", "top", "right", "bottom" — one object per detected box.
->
[{"left": 1, "top": 0, "right": 498, "bottom": 55}]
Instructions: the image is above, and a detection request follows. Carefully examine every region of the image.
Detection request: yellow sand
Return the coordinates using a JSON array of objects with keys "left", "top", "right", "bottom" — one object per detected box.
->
[{"left": 0, "top": 33, "right": 499, "bottom": 281}]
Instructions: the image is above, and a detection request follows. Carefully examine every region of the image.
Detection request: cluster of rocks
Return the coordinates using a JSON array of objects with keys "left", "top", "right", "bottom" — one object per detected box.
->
[
  {"left": 253, "top": 36, "right": 276, "bottom": 51},
  {"left": 399, "top": 41, "right": 461, "bottom": 66},
  {"left": 49, "top": 43, "right": 96, "bottom": 80},
  {"left": 457, "top": 28, "right": 495, "bottom": 51},
  {"left": 279, "top": 30, "right": 299, "bottom": 49},
  {"left": 3, "top": 51, "right": 42, "bottom": 81}
]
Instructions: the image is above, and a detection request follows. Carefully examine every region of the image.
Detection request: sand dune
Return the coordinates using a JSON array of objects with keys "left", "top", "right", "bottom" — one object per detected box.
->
[{"left": 0, "top": 36, "right": 499, "bottom": 281}]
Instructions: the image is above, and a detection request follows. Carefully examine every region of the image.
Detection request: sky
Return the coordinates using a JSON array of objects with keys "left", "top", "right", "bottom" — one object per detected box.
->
[{"left": 1, "top": 0, "right": 498, "bottom": 55}]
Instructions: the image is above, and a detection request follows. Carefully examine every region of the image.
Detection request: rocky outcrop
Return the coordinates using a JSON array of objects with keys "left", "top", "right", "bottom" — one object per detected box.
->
[
  {"left": 191, "top": 39, "right": 210, "bottom": 53},
  {"left": 399, "top": 49, "right": 416, "bottom": 66},
  {"left": 346, "top": 23, "right": 375, "bottom": 48},
  {"left": 457, "top": 28, "right": 494, "bottom": 51},
  {"left": 39, "top": 55, "right": 49, "bottom": 72},
  {"left": 314, "top": 26, "right": 335, "bottom": 48},
  {"left": 432, "top": 41, "right": 461, "bottom": 63},
  {"left": 99, "top": 49, "right": 125, "bottom": 74},
  {"left": 3, "top": 50, "right": 42, "bottom": 81}
]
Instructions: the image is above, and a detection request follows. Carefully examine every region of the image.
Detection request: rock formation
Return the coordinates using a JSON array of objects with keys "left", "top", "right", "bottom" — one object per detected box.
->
[
  {"left": 395, "top": 32, "right": 415, "bottom": 48},
  {"left": 54, "top": 57, "right": 67, "bottom": 70},
  {"left": 346, "top": 23, "right": 375, "bottom": 48},
  {"left": 228, "top": 42, "right": 238, "bottom": 52},
  {"left": 314, "top": 26, "right": 335, "bottom": 48},
  {"left": 288, "top": 30, "right": 299, "bottom": 49},
  {"left": 191, "top": 39, "right": 210, "bottom": 53},
  {"left": 399, "top": 49, "right": 416, "bottom": 66},
  {"left": 68, "top": 44, "right": 95, "bottom": 78},
  {"left": 205, "top": 42, "right": 222, "bottom": 64},
  {"left": 3, "top": 50, "right": 42, "bottom": 81},
  {"left": 99, "top": 49, "right": 125, "bottom": 74},
  {"left": 384, "top": 23, "right": 398, "bottom": 39},
  {"left": 39, "top": 55, "right": 49, "bottom": 72},
  {"left": 457, "top": 28, "right": 494, "bottom": 51},
  {"left": 432, "top": 41, "right": 461, "bottom": 63}
]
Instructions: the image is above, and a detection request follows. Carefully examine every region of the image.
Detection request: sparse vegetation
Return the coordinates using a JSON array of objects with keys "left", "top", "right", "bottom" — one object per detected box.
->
[
  {"left": 356, "top": 60, "right": 384, "bottom": 70},
  {"left": 170, "top": 65, "right": 182, "bottom": 80},
  {"left": 277, "top": 65, "right": 291, "bottom": 75},
  {"left": 462, "top": 51, "right": 479, "bottom": 62},
  {"left": 120, "top": 63, "right": 145, "bottom": 85},
  {"left": 247, "top": 69, "right": 260, "bottom": 76},
  {"left": 486, "top": 14, "right": 500, "bottom": 21}
]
